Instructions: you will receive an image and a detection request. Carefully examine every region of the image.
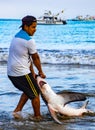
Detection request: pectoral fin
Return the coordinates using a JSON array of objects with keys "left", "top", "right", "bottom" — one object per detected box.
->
[
  {"left": 48, "top": 104, "right": 63, "bottom": 124},
  {"left": 57, "top": 91, "right": 86, "bottom": 105}
]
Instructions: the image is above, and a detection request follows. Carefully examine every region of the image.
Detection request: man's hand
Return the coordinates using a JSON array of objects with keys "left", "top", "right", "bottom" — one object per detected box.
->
[{"left": 38, "top": 72, "right": 46, "bottom": 78}]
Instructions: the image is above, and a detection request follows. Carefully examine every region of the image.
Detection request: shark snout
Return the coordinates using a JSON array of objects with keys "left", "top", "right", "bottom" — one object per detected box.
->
[{"left": 36, "top": 76, "right": 47, "bottom": 89}]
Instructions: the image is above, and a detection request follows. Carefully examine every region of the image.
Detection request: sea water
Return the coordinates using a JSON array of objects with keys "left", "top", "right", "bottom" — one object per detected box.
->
[{"left": 0, "top": 19, "right": 95, "bottom": 130}]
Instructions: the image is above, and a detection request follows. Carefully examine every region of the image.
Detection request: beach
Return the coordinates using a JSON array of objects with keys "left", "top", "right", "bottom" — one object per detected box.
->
[
  {"left": 0, "top": 63, "right": 95, "bottom": 130},
  {"left": 0, "top": 19, "right": 95, "bottom": 129}
]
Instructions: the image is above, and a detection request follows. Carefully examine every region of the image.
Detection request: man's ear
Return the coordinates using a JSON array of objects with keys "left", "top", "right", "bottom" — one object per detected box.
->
[{"left": 24, "top": 24, "right": 29, "bottom": 31}]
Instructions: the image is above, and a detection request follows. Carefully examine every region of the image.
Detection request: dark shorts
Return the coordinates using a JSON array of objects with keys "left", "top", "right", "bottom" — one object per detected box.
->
[{"left": 8, "top": 73, "right": 40, "bottom": 99}]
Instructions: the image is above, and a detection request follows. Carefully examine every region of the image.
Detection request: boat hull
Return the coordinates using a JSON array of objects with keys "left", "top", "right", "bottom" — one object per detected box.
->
[{"left": 37, "top": 20, "right": 67, "bottom": 25}]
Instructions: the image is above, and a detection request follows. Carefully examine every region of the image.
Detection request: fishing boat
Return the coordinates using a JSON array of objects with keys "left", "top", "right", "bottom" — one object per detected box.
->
[{"left": 37, "top": 10, "right": 67, "bottom": 25}]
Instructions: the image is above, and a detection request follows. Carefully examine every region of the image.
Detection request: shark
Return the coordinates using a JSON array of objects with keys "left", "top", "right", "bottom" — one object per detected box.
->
[{"left": 36, "top": 76, "right": 94, "bottom": 124}]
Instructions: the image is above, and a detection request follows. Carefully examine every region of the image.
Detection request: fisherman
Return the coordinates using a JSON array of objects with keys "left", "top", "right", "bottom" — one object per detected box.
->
[{"left": 7, "top": 15, "right": 46, "bottom": 120}]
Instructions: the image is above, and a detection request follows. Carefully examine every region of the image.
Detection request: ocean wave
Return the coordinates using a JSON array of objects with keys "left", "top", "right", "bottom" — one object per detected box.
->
[
  {"left": 0, "top": 91, "right": 20, "bottom": 96},
  {"left": 39, "top": 49, "right": 95, "bottom": 65},
  {"left": 0, "top": 48, "right": 8, "bottom": 62},
  {"left": 0, "top": 48, "right": 95, "bottom": 66}
]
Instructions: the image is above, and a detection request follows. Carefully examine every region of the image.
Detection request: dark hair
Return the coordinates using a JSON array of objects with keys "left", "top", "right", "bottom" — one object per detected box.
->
[{"left": 20, "top": 15, "right": 37, "bottom": 29}]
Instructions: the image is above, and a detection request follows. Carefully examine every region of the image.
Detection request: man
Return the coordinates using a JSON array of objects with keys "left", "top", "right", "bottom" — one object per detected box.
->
[{"left": 7, "top": 15, "right": 46, "bottom": 120}]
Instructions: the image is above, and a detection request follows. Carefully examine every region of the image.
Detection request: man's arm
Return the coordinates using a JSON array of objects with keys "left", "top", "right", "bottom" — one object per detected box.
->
[
  {"left": 30, "top": 63, "right": 36, "bottom": 78},
  {"left": 31, "top": 53, "right": 46, "bottom": 78}
]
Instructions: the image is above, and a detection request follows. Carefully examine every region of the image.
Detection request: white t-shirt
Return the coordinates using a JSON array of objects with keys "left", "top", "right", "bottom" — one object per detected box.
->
[{"left": 7, "top": 29, "right": 37, "bottom": 76}]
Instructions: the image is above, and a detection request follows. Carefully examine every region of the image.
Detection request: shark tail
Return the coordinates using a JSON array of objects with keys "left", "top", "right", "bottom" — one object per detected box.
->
[{"left": 81, "top": 100, "right": 94, "bottom": 114}]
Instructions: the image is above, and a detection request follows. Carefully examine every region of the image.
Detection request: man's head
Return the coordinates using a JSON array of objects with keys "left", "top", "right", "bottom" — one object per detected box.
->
[{"left": 20, "top": 15, "right": 37, "bottom": 36}]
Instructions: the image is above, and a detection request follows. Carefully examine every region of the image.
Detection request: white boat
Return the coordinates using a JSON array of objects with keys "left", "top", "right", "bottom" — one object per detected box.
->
[
  {"left": 37, "top": 10, "right": 67, "bottom": 25},
  {"left": 72, "top": 15, "right": 95, "bottom": 21}
]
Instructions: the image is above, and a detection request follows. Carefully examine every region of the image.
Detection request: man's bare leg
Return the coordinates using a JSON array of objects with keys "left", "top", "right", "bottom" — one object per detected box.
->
[
  {"left": 13, "top": 93, "right": 28, "bottom": 119},
  {"left": 32, "top": 95, "right": 42, "bottom": 119}
]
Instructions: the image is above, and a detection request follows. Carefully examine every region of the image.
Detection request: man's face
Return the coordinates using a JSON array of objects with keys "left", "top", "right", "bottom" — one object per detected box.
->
[{"left": 25, "top": 22, "right": 37, "bottom": 36}]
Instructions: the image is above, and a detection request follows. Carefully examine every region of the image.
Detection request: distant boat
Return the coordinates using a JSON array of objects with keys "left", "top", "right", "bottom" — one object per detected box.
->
[
  {"left": 72, "top": 15, "right": 95, "bottom": 21},
  {"left": 37, "top": 10, "right": 67, "bottom": 25}
]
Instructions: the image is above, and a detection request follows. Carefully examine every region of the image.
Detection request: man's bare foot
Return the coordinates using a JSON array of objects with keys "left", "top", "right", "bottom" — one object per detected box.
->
[
  {"left": 29, "top": 115, "right": 43, "bottom": 122},
  {"left": 13, "top": 111, "right": 23, "bottom": 119}
]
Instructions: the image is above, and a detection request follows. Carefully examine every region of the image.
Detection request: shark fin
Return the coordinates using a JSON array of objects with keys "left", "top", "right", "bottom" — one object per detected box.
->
[
  {"left": 57, "top": 91, "right": 86, "bottom": 105},
  {"left": 81, "top": 100, "right": 89, "bottom": 109},
  {"left": 48, "top": 103, "right": 63, "bottom": 124}
]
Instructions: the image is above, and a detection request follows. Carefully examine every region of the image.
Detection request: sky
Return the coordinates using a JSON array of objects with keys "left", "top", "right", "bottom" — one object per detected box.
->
[{"left": 0, "top": 0, "right": 95, "bottom": 19}]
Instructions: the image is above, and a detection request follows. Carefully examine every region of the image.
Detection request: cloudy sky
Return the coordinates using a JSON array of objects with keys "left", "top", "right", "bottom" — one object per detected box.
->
[{"left": 0, "top": 0, "right": 95, "bottom": 19}]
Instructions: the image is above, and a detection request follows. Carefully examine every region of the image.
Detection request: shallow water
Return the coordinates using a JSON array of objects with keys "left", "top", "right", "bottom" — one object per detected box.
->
[
  {"left": 0, "top": 19, "right": 95, "bottom": 129},
  {"left": 0, "top": 63, "right": 95, "bottom": 130}
]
